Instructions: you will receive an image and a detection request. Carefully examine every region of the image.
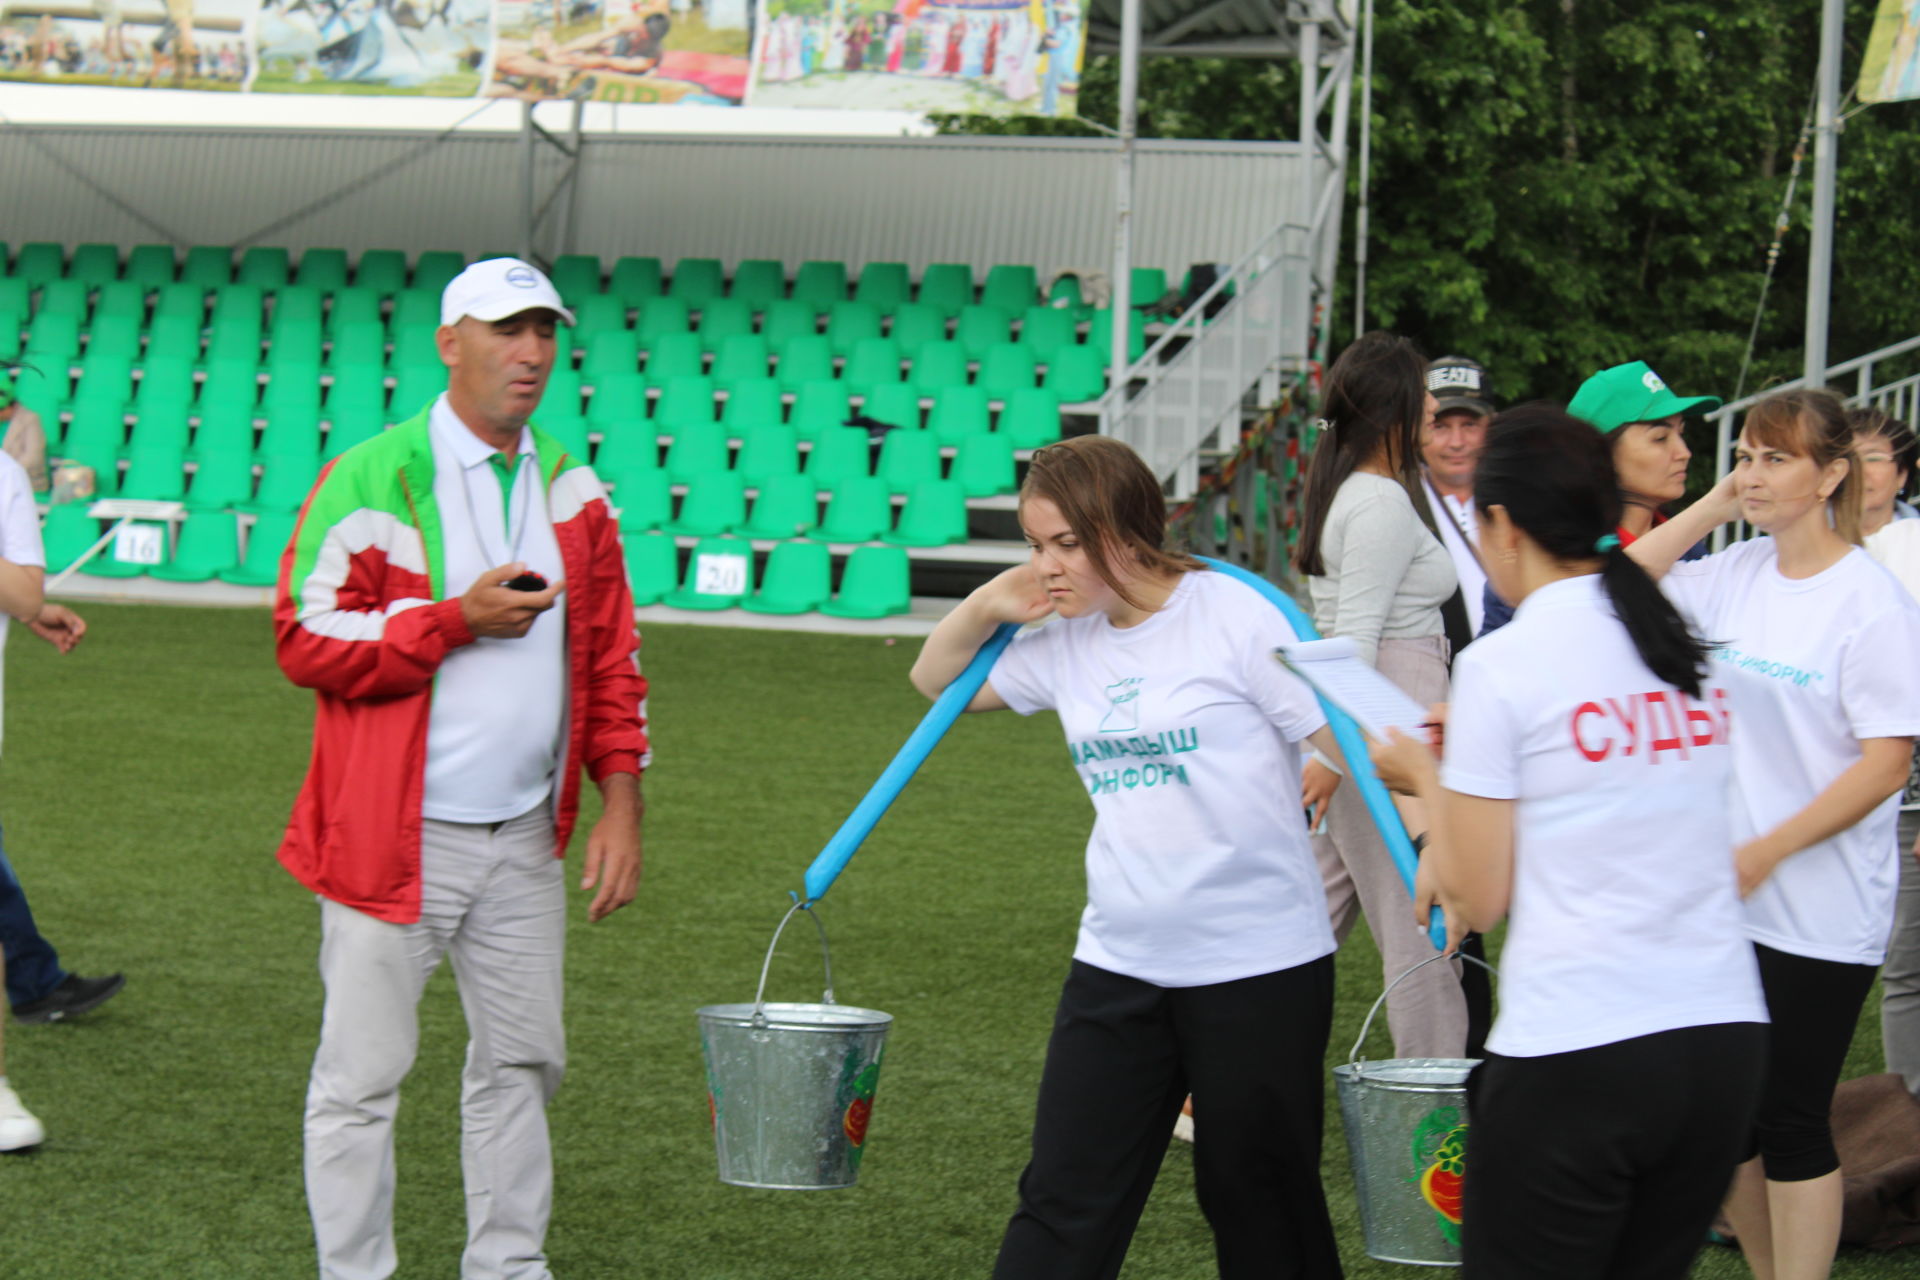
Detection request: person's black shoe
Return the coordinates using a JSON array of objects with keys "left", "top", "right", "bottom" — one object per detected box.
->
[{"left": 12, "top": 973, "right": 125, "bottom": 1024}]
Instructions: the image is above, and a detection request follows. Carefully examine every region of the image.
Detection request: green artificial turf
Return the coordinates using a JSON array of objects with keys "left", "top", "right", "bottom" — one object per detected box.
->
[{"left": 0, "top": 605, "right": 1907, "bottom": 1277}]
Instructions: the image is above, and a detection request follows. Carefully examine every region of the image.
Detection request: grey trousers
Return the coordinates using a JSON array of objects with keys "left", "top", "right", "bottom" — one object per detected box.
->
[
  {"left": 1314, "top": 634, "right": 1469, "bottom": 1060},
  {"left": 1884, "top": 812, "right": 1920, "bottom": 1097}
]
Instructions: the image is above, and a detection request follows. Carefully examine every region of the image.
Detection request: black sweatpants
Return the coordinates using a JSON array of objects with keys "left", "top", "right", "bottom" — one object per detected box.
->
[
  {"left": 992, "top": 956, "right": 1343, "bottom": 1280},
  {"left": 1749, "top": 942, "right": 1879, "bottom": 1181},
  {"left": 1461, "top": 1022, "right": 1766, "bottom": 1280}
]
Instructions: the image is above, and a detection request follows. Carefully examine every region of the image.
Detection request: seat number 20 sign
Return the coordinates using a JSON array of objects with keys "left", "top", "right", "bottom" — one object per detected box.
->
[{"left": 694, "top": 551, "right": 749, "bottom": 597}]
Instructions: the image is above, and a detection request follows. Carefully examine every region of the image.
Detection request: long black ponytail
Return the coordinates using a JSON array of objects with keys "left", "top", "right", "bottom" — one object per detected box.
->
[{"left": 1475, "top": 404, "right": 1712, "bottom": 699}]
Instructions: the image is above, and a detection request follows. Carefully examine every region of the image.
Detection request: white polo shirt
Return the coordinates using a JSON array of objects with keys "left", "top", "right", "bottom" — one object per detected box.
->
[
  {"left": 1442, "top": 574, "right": 1766, "bottom": 1057},
  {"left": 422, "top": 396, "right": 568, "bottom": 824},
  {"left": 0, "top": 452, "right": 45, "bottom": 757},
  {"left": 987, "top": 570, "right": 1336, "bottom": 987}
]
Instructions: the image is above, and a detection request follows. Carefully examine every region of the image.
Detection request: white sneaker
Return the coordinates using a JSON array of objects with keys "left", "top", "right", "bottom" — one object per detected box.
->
[{"left": 0, "top": 1084, "right": 46, "bottom": 1152}]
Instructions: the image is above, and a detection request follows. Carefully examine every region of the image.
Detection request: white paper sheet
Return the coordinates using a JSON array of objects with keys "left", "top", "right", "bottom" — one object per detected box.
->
[{"left": 1273, "top": 638, "right": 1433, "bottom": 742}]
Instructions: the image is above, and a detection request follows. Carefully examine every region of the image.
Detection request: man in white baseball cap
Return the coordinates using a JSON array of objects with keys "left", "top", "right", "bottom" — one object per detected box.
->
[{"left": 280, "top": 254, "right": 646, "bottom": 1280}]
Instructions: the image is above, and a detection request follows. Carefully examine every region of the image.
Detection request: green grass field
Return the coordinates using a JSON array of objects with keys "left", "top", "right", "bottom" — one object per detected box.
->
[{"left": 0, "top": 604, "right": 1906, "bottom": 1278}]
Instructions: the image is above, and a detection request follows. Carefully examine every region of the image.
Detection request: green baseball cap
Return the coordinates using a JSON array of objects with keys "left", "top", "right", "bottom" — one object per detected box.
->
[{"left": 1567, "top": 361, "right": 1721, "bottom": 433}]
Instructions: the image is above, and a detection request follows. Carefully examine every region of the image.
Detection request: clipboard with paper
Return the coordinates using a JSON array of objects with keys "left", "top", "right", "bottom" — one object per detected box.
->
[{"left": 1272, "top": 638, "right": 1433, "bottom": 744}]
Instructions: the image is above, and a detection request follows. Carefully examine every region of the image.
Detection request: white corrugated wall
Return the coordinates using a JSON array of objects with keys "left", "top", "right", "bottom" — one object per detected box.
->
[{"left": 0, "top": 125, "right": 1313, "bottom": 280}]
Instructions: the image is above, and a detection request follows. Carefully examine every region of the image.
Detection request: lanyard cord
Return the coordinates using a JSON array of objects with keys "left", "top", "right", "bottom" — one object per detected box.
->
[{"left": 460, "top": 451, "right": 533, "bottom": 568}]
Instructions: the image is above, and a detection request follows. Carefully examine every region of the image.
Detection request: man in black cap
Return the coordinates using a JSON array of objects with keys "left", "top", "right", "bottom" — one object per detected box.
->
[{"left": 1415, "top": 356, "right": 1495, "bottom": 651}]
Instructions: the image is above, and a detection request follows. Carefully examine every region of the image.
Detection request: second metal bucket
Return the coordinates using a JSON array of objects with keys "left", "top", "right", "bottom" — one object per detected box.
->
[
  {"left": 696, "top": 904, "right": 892, "bottom": 1190},
  {"left": 1331, "top": 952, "right": 1493, "bottom": 1267}
]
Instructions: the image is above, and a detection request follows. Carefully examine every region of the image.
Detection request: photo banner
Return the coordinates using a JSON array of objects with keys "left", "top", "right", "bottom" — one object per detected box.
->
[
  {"left": 484, "top": 0, "right": 750, "bottom": 105},
  {"left": 253, "top": 0, "right": 492, "bottom": 95},
  {"left": 1861, "top": 0, "right": 1920, "bottom": 103},
  {"left": 0, "top": 0, "right": 256, "bottom": 91},
  {"left": 747, "top": 0, "right": 1085, "bottom": 117}
]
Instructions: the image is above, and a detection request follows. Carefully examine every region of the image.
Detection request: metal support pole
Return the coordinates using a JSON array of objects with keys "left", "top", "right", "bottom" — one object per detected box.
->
[
  {"left": 558, "top": 98, "right": 587, "bottom": 259},
  {"left": 1803, "top": 0, "right": 1843, "bottom": 386},
  {"left": 519, "top": 99, "right": 537, "bottom": 263},
  {"left": 1296, "top": 18, "right": 1319, "bottom": 337},
  {"left": 1109, "top": 0, "right": 1141, "bottom": 398},
  {"left": 1354, "top": 0, "right": 1374, "bottom": 341}
]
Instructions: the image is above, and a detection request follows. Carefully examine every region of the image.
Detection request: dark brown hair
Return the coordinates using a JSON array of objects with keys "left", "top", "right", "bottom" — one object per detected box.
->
[
  {"left": 1019, "top": 435, "right": 1204, "bottom": 611},
  {"left": 1293, "top": 331, "right": 1430, "bottom": 577},
  {"left": 1744, "top": 389, "right": 1862, "bottom": 545},
  {"left": 1849, "top": 405, "right": 1919, "bottom": 501}
]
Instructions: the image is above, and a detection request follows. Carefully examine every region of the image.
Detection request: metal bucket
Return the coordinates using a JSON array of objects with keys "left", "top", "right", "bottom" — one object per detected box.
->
[
  {"left": 1331, "top": 951, "right": 1495, "bottom": 1267},
  {"left": 696, "top": 903, "right": 892, "bottom": 1190}
]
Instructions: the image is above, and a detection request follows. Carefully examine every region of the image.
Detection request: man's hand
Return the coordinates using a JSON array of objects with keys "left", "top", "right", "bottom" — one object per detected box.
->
[
  {"left": 461, "top": 563, "right": 565, "bottom": 639},
  {"left": 582, "top": 772, "right": 642, "bottom": 923},
  {"left": 27, "top": 603, "right": 85, "bottom": 654},
  {"left": 1302, "top": 758, "right": 1340, "bottom": 830}
]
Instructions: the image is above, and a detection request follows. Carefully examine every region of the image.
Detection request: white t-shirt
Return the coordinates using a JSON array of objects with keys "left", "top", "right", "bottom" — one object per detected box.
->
[
  {"left": 987, "top": 570, "right": 1336, "bottom": 987},
  {"left": 1664, "top": 537, "right": 1920, "bottom": 964},
  {"left": 1442, "top": 575, "right": 1765, "bottom": 1056},
  {"left": 1423, "top": 477, "right": 1486, "bottom": 635},
  {"left": 0, "top": 452, "right": 46, "bottom": 758},
  {"left": 422, "top": 396, "right": 569, "bottom": 824}
]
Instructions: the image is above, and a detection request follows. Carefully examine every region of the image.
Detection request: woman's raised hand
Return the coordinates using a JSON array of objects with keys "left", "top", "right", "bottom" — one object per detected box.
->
[{"left": 974, "top": 564, "right": 1057, "bottom": 625}]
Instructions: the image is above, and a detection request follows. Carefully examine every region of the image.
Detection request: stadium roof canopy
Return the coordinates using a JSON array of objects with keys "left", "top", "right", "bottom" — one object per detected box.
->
[{"left": 1087, "top": 0, "right": 1346, "bottom": 60}]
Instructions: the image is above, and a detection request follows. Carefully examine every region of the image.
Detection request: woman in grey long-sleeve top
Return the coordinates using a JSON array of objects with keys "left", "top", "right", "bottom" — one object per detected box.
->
[{"left": 1294, "top": 331, "right": 1468, "bottom": 1059}]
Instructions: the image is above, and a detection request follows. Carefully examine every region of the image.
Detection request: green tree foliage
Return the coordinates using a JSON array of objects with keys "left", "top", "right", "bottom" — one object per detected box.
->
[{"left": 936, "top": 1, "right": 1920, "bottom": 418}]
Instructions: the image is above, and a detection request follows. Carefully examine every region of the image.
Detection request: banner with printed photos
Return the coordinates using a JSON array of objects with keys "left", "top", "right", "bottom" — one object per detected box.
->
[
  {"left": 0, "top": 0, "right": 256, "bottom": 90},
  {"left": 746, "top": 0, "right": 1085, "bottom": 116},
  {"left": 1862, "top": 0, "right": 1920, "bottom": 103},
  {"left": 483, "top": 0, "right": 750, "bottom": 105}
]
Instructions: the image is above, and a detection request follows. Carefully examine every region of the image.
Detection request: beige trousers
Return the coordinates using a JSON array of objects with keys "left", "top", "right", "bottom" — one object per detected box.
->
[{"left": 1314, "top": 635, "right": 1469, "bottom": 1059}]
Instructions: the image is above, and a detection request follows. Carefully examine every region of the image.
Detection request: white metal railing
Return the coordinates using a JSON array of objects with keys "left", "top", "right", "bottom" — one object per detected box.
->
[
  {"left": 1707, "top": 334, "right": 1920, "bottom": 549},
  {"left": 1095, "top": 218, "right": 1314, "bottom": 499}
]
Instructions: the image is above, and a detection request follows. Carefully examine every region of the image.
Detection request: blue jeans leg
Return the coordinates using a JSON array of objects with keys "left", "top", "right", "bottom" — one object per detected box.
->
[{"left": 0, "top": 823, "right": 68, "bottom": 1008}]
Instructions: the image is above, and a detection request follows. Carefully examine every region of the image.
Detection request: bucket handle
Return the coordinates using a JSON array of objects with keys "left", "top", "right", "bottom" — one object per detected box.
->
[
  {"left": 751, "top": 899, "right": 836, "bottom": 1029},
  {"left": 1348, "top": 949, "right": 1498, "bottom": 1067}
]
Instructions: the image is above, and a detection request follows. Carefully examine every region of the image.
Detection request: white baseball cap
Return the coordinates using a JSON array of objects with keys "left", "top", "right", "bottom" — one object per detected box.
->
[{"left": 439, "top": 257, "right": 576, "bottom": 327}]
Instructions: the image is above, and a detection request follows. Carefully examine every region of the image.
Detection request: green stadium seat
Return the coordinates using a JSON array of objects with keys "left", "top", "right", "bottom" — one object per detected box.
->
[
  {"left": 929, "top": 386, "right": 991, "bottom": 445},
  {"left": 572, "top": 294, "right": 628, "bottom": 347},
  {"left": 538, "top": 368, "right": 584, "bottom": 422},
  {"left": 999, "top": 387, "right": 1063, "bottom": 449},
  {"left": 760, "top": 298, "right": 817, "bottom": 349},
  {"left": 585, "top": 371, "right": 646, "bottom": 431},
  {"left": 190, "top": 403, "right": 256, "bottom": 465},
  {"left": 821, "top": 543, "right": 911, "bottom": 618},
  {"left": 1019, "top": 307, "right": 1078, "bottom": 362},
  {"left": 549, "top": 254, "right": 602, "bottom": 306},
  {"left": 955, "top": 305, "right": 1012, "bottom": 359},
  {"left": 917, "top": 263, "right": 973, "bottom": 316},
  {"left": 593, "top": 421, "right": 658, "bottom": 475},
  {"left": 774, "top": 335, "right": 834, "bottom": 391},
  {"left": 258, "top": 404, "right": 322, "bottom": 461},
  {"left": 637, "top": 297, "right": 692, "bottom": 345},
  {"left": 977, "top": 343, "right": 1039, "bottom": 399},
  {"left": 143, "top": 315, "right": 201, "bottom": 364},
  {"left": 539, "top": 415, "right": 591, "bottom": 461},
  {"left": 697, "top": 298, "right": 754, "bottom": 350},
  {"left": 1130, "top": 267, "right": 1171, "bottom": 310},
  {"left": 666, "top": 474, "right": 746, "bottom": 537},
  {"left": 664, "top": 535, "right": 752, "bottom": 610},
  {"left": 323, "top": 412, "right": 384, "bottom": 460},
  {"left": 205, "top": 323, "right": 263, "bottom": 366},
  {"left": 877, "top": 429, "right": 940, "bottom": 494},
  {"left": 389, "top": 365, "right": 447, "bottom": 421},
  {"left": 710, "top": 334, "right": 770, "bottom": 391},
  {"left": 153, "top": 282, "right": 206, "bottom": 322},
  {"left": 859, "top": 383, "right": 921, "bottom": 432},
  {"left": 0, "top": 279, "right": 27, "bottom": 315},
  {"left": 664, "top": 429, "right": 729, "bottom": 485},
  {"left": 982, "top": 265, "right": 1039, "bottom": 315},
  {"left": 653, "top": 376, "right": 718, "bottom": 434},
  {"left": 328, "top": 287, "right": 383, "bottom": 335},
  {"left": 182, "top": 246, "right": 234, "bottom": 289},
  {"left": 1090, "top": 308, "right": 1148, "bottom": 363},
  {"left": 94, "top": 280, "right": 147, "bottom": 320},
  {"left": 889, "top": 302, "right": 947, "bottom": 353},
  {"left": 826, "top": 301, "right": 882, "bottom": 358},
  {"left": 886, "top": 478, "right": 968, "bottom": 547},
  {"left": 952, "top": 433, "right": 1017, "bottom": 496},
  {"left": 354, "top": 250, "right": 408, "bottom": 297},
  {"left": 13, "top": 243, "right": 65, "bottom": 288},
  {"left": 734, "top": 423, "right": 800, "bottom": 489},
  {"left": 87, "top": 313, "right": 144, "bottom": 363},
  {"left": 623, "top": 531, "right": 678, "bottom": 604},
  {"left": 721, "top": 377, "right": 784, "bottom": 433},
  {"left": 791, "top": 261, "right": 848, "bottom": 312},
  {"left": 642, "top": 332, "right": 704, "bottom": 387},
  {"left": 221, "top": 512, "right": 297, "bottom": 586},
  {"left": 669, "top": 258, "right": 726, "bottom": 308},
  {"left": 273, "top": 285, "right": 325, "bottom": 328},
  {"left": 1046, "top": 274, "right": 1089, "bottom": 318},
  {"left": 740, "top": 537, "right": 830, "bottom": 614},
  {"left": 63, "top": 403, "right": 129, "bottom": 460},
  {"left": 412, "top": 251, "right": 465, "bottom": 295},
  {"left": 788, "top": 380, "right": 850, "bottom": 443},
  {"left": 815, "top": 475, "right": 892, "bottom": 543},
  {"left": 297, "top": 248, "right": 350, "bottom": 293},
  {"left": 185, "top": 447, "right": 257, "bottom": 510},
  {"left": 581, "top": 329, "right": 641, "bottom": 379},
  {"left": 199, "top": 359, "right": 261, "bottom": 411},
  {"left": 740, "top": 472, "right": 820, "bottom": 540},
  {"left": 805, "top": 426, "right": 872, "bottom": 488},
  {"left": 855, "top": 262, "right": 911, "bottom": 313},
  {"left": 124, "top": 244, "right": 176, "bottom": 288},
  {"left": 609, "top": 466, "right": 672, "bottom": 533},
  {"left": 270, "top": 321, "right": 325, "bottom": 371},
  {"left": 392, "top": 290, "right": 440, "bottom": 329},
  {"left": 0, "top": 310, "right": 23, "bottom": 363},
  {"left": 909, "top": 341, "right": 969, "bottom": 395},
  {"left": 67, "top": 243, "right": 119, "bottom": 287},
  {"left": 327, "top": 321, "right": 387, "bottom": 373},
  {"left": 609, "top": 256, "right": 663, "bottom": 305},
  {"left": 841, "top": 337, "right": 903, "bottom": 391},
  {"left": 211, "top": 283, "right": 264, "bottom": 323},
  {"left": 133, "top": 360, "right": 196, "bottom": 413},
  {"left": 37, "top": 279, "right": 88, "bottom": 319},
  {"left": 388, "top": 324, "right": 439, "bottom": 369},
  {"left": 238, "top": 247, "right": 290, "bottom": 290},
  {"left": 1044, "top": 344, "right": 1107, "bottom": 402},
  {"left": 119, "top": 448, "right": 189, "bottom": 503},
  {"left": 40, "top": 505, "right": 106, "bottom": 573},
  {"left": 263, "top": 363, "right": 323, "bottom": 414},
  {"left": 147, "top": 509, "right": 231, "bottom": 579},
  {"left": 243, "top": 452, "right": 321, "bottom": 514},
  {"left": 729, "top": 259, "right": 785, "bottom": 311},
  {"left": 71, "top": 360, "right": 134, "bottom": 412}
]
